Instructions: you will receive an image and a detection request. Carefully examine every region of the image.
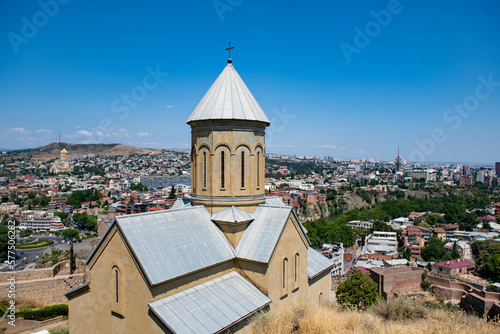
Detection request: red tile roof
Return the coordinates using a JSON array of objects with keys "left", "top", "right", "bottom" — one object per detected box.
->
[{"left": 434, "top": 258, "right": 474, "bottom": 269}]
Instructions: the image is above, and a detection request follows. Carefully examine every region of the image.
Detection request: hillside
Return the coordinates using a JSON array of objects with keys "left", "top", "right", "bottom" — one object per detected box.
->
[
  {"left": 5, "top": 142, "right": 162, "bottom": 161},
  {"left": 250, "top": 299, "right": 500, "bottom": 334}
]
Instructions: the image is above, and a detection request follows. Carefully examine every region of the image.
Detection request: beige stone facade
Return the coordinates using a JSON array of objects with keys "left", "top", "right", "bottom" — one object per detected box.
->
[
  {"left": 190, "top": 120, "right": 266, "bottom": 214},
  {"left": 67, "top": 61, "right": 332, "bottom": 333}
]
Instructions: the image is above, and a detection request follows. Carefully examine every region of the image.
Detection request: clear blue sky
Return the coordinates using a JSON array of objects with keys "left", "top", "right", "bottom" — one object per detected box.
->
[{"left": 1, "top": 0, "right": 499, "bottom": 163}]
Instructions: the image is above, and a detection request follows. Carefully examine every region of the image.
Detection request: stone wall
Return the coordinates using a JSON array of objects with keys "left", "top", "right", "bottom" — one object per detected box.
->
[
  {"left": 369, "top": 267, "right": 425, "bottom": 299},
  {"left": 0, "top": 273, "right": 85, "bottom": 303},
  {"left": 427, "top": 275, "right": 500, "bottom": 318},
  {"left": 0, "top": 260, "right": 88, "bottom": 304}
]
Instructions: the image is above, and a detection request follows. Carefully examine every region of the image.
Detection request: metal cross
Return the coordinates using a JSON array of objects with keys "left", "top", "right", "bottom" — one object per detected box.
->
[{"left": 225, "top": 42, "right": 234, "bottom": 59}]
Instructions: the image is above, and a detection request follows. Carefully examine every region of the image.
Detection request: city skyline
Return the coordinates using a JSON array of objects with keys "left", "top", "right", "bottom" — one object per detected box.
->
[{"left": 1, "top": 1, "right": 499, "bottom": 163}]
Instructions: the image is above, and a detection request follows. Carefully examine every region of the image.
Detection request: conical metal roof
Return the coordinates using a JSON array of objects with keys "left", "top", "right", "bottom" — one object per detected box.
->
[
  {"left": 186, "top": 64, "right": 270, "bottom": 125},
  {"left": 211, "top": 205, "right": 254, "bottom": 224}
]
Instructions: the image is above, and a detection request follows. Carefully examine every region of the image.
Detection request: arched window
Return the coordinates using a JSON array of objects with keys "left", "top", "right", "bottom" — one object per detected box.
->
[
  {"left": 294, "top": 253, "right": 299, "bottom": 283},
  {"left": 257, "top": 151, "right": 260, "bottom": 188},
  {"left": 221, "top": 151, "right": 225, "bottom": 189},
  {"left": 113, "top": 267, "right": 120, "bottom": 304},
  {"left": 282, "top": 258, "right": 288, "bottom": 291},
  {"left": 191, "top": 149, "right": 196, "bottom": 190},
  {"left": 241, "top": 151, "right": 245, "bottom": 188},
  {"left": 203, "top": 152, "right": 207, "bottom": 189}
]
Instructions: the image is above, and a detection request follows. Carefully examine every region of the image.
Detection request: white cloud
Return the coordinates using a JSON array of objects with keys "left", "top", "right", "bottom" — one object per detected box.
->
[
  {"left": 75, "top": 125, "right": 82, "bottom": 129},
  {"left": 355, "top": 150, "right": 365, "bottom": 154},
  {"left": 77, "top": 130, "right": 93, "bottom": 137},
  {"left": 267, "top": 144, "right": 296, "bottom": 148},
  {"left": 7, "top": 127, "right": 30, "bottom": 135},
  {"left": 137, "top": 132, "right": 152, "bottom": 137},
  {"left": 35, "top": 129, "right": 52, "bottom": 134},
  {"left": 166, "top": 106, "right": 174, "bottom": 108},
  {"left": 111, "top": 128, "right": 129, "bottom": 137},
  {"left": 339, "top": 147, "right": 346, "bottom": 150},
  {"left": 310, "top": 144, "right": 337, "bottom": 149}
]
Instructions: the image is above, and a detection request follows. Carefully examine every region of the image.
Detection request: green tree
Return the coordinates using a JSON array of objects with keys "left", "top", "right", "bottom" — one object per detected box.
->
[
  {"left": 130, "top": 182, "right": 149, "bottom": 192},
  {"left": 168, "top": 185, "right": 177, "bottom": 199},
  {"left": 0, "top": 225, "right": 9, "bottom": 261},
  {"left": 421, "top": 236, "right": 450, "bottom": 262},
  {"left": 426, "top": 213, "right": 446, "bottom": 227},
  {"left": 72, "top": 213, "right": 97, "bottom": 231},
  {"left": 404, "top": 247, "right": 412, "bottom": 261},
  {"left": 62, "top": 228, "right": 79, "bottom": 241},
  {"left": 66, "top": 189, "right": 100, "bottom": 208},
  {"left": 451, "top": 241, "right": 460, "bottom": 259},
  {"left": 20, "top": 229, "right": 33, "bottom": 238},
  {"left": 371, "top": 221, "right": 394, "bottom": 233},
  {"left": 54, "top": 212, "right": 69, "bottom": 225},
  {"left": 483, "top": 221, "right": 492, "bottom": 231},
  {"left": 336, "top": 270, "right": 378, "bottom": 310}
]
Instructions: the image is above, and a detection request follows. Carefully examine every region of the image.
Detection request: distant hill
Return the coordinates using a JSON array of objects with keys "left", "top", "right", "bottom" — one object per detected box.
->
[{"left": 6, "top": 142, "right": 162, "bottom": 161}]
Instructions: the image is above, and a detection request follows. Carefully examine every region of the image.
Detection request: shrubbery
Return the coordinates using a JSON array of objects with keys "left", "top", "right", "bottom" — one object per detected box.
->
[
  {"left": 370, "top": 297, "right": 426, "bottom": 321},
  {"left": 19, "top": 304, "right": 68, "bottom": 321}
]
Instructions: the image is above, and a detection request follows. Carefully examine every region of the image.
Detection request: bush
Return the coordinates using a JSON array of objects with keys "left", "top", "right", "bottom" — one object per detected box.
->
[
  {"left": 0, "top": 299, "right": 9, "bottom": 314},
  {"left": 370, "top": 297, "right": 427, "bottom": 321},
  {"left": 421, "top": 280, "right": 432, "bottom": 291},
  {"left": 423, "top": 301, "right": 460, "bottom": 312},
  {"left": 19, "top": 304, "right": 68, "bottom": 321},
  {"left": 336, "top": 270, "right": 379, "bottom": 310}
]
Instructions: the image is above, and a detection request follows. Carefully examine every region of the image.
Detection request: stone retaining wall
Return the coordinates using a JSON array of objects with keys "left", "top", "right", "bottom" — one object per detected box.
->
[
  {"left": 0, "top": 260, "right": 88, "bottom": 304},
  {"left": 427, "top": 275, "right": 500, "bottom": 318}
]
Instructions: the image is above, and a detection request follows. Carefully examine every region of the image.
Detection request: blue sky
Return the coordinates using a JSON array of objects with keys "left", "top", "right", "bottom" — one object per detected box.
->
[{"left": 0, "top": 0, "right": 499, "bottom": 163}]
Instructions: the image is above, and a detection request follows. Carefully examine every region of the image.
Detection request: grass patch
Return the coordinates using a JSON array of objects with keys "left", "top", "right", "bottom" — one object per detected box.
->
[
  {"left": 0, "top": 300, "right": 9, "bottom": 314},
  {"left": 50, "top": 328, "right": 69, "bottom": 334},
  {"left": 369, "top": 297, "right": 427, "bottom": 321},
  {"left": 17, "top": 239, "right": 49, "bottom": 249},
  {"left": 249, "top": 299, "right": 498, "bottom": 334}
]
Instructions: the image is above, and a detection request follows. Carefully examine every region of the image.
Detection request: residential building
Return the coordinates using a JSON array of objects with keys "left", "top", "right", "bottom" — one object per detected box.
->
[
  {"left": 432, "top": 258, "right": 475, "bottom": 279},
  {"left": 319, "top": 242, "right": 344, "bottom": 276},
  {"left": 19, "top": 210, "right": 63, "bottom": 231},
  {"left": 444, "top": 241, "right": 472, "bottom": 260},
  {"left": 347, "top": 220, "right": 373, "bottom": 229},
  {"left": 361, "top": 231, "right": 398, "bottom": 257}
]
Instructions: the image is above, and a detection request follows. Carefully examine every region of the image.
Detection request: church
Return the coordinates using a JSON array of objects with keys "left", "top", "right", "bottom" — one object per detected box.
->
[
  {"left": 65, "top": 52, "right": 333, "bottom": 333},
  {"left": 50, "top": 148, "right": 72, "bottom": 173}
]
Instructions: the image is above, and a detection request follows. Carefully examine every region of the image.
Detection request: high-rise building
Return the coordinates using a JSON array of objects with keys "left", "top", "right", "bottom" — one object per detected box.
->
[
  {"left": 496, "top": 162, "right": 500, "bottom": 176},
  {"left": 394, "top": 147, "right": 402, "bottom": 172}
]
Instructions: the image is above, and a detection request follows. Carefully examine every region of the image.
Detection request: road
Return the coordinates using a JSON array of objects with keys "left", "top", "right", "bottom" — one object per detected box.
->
[{"left": 1, "top": 233, "right": 97, "bottom": 272}]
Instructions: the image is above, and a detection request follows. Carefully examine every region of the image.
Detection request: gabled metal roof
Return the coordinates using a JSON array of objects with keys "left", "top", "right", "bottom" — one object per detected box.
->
[
  {"left": 211, "top": 205, "right": 254, "bottom": 224},
  {"left": 170, "top": 197, "right": 192, "bottom": 210},
  {"left": 235, "top": 205, "right": 293, "bottom": 263},
  {"left": 307, "top": 247, "right": 334, "bottom": 279},
  {"left": 186, "top": 64, "right": 270, "bottom": 125},
  {"left": 114, "top": 206, "right": 235, "bottom": 286},
  {"left": 264, "top": 196, "right": 309, "bottom": 235},
  {"left": 264, "top": 196, "right": 288, "bottom": 207},
  {"left": 148, "top": 271, "right": 271, "bottom": 334}
]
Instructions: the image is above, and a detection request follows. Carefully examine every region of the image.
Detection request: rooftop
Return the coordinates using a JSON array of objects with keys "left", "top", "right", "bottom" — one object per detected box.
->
[{"left": 186, "top": 63, "right": 270, "bottom": 125}]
